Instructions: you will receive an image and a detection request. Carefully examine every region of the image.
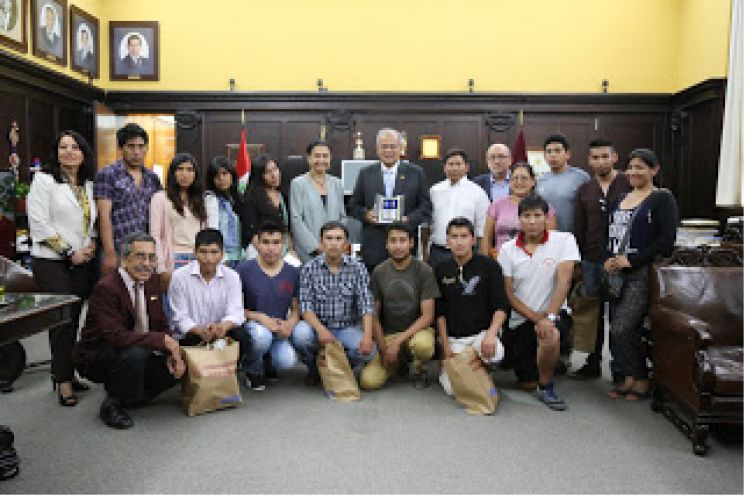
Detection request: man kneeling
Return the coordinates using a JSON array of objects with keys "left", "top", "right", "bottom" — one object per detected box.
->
[
  {"left": 497, "top": 195, "right": 579, "bottom": 411},
  {"left": 236, "top": 222, "right": 313, "bottom": 390},
  {"left": 360, "top": 223, "right": 440, "bottom": 390},
  {"left": 73, "top": 232, "right": 185, "bottom": 429},
  {"left": 435, "top": 217, "right": 509, "bottom": 396},
  {"left": 169, "top": 229, "right": 247, "bottom": 369}
]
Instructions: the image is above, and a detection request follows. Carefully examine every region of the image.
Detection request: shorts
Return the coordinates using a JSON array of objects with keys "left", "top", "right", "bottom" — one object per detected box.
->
[{"left": 501, "top": 320, "right": 539, "bottom": 383}]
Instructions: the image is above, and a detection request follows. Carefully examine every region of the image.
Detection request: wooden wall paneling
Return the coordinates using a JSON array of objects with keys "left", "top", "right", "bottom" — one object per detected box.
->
[
  {"left": 27, "top": 98, "right": 55, "bottom": 176},
  {"left": 0, "top": 89, "right": 27, "bottom": 175}
]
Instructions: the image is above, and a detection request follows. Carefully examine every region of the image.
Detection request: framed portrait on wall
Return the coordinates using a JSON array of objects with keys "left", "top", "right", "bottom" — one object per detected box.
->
[
  {"left": 69, "top": 6, "right": 98, "bottom": 78},
  {"left": 0, "top": 0, "right": 27, "bottom": 51},
  {"left": 31, "top": 0, "right": 67, "bottom": 66},
  {"left": 109, "top": 20, "right": 159, "bottom": 81}
]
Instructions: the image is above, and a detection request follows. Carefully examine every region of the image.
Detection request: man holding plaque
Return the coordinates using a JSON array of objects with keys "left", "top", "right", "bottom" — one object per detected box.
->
[
  {"left": 428, "top": 148, "right": 490, "bottom": 270},
  {"left": 350, "top": 128, "right": 432, "bottom": 273}
]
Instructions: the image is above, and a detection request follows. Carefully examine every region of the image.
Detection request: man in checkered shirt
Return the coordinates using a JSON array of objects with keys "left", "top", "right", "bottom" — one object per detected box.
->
[{"left": 298, "top": 221, "right": 376, "bottom": 384}]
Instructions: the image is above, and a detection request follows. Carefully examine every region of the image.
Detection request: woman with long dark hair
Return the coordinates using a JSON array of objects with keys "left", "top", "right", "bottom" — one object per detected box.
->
[
  {"left": 205, "top": 156, "right": 243, "bottom": 267},
  {"left": 241, "top": 154, "right": 294, "bottom": 258},
  {"left": 150, "top": 153, "right": 214, "bottom": 279},
  {"left": 604, "top": 148, "right": 678, "bottom": 400},
  {"left": 27, "top": 130, "right": 98, "bottom": 406}
]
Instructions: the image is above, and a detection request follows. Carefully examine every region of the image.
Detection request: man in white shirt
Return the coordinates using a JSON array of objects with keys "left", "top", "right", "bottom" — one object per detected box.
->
[
  {"left": 169, "top": 229, "right": 248, "bottom": 363},
  {"left": 498, "top": 194, "right": 580, "bottom": 410},
  {"left": 428, "top": 148, "right": 490, "bottom": 270}
]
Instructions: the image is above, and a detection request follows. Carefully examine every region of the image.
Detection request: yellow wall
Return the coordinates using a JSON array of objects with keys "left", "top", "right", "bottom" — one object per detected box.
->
[
  {"left": 675, "top": 0, "right": 731, "bottom": 91},
  {"left": 0, "top": 0, "right": 103, "bottom": 83},
  {"left": 0, "top": 0, "right": 731, "bottom": 93}
]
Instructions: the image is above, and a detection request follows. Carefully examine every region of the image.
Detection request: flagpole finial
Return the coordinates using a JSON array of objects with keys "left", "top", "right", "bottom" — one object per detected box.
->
[
  {"left": 519, "top": 109, "right": 524, "bottom": 126},
  {"left": 241, "top": 109, "right": 245, "bottom": 125}
]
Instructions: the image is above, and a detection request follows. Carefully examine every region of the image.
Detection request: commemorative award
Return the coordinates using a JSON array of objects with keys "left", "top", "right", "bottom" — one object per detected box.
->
[{"left": 375, "top": 194, "right": 404, "bottom": 224}]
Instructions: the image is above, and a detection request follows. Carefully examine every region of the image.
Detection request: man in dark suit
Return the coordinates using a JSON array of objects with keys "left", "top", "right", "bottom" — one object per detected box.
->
[
  {"left": 116, "top": 34, "right": 153, "bottom": 76},
  {"left": 473, "top": 143, "right": 512, "bottom": 202},
  {"left": 350, "top": 128, "right": 432, "bottom": 272},
  {"left": 73, "top": 232, "right": 185, "bottom": 430},
  {"left": 37, "top": 4, "right": 61, "bottom": 56}
]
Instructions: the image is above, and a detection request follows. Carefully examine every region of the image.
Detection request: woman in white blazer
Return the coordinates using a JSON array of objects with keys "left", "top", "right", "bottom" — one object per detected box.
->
[
  {"left": 290, "top": 141, "right": 347, "bottom": 263},
  {"left": 27, "top": 130, "right": 98, "bottom": 407}
]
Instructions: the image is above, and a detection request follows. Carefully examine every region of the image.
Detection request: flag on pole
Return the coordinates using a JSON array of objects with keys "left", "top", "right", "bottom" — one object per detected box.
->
[
  {"left": 512, "top": 110, "right": 528, "bottom": 163},
  {"left": 236, "top": 110, "right": 251, "bottom": 194}
]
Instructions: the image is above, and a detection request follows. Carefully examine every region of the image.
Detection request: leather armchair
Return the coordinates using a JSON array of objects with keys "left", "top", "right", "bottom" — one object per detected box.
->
[{"left": 648, "top": 263, "right": 743, "bottom": 455}]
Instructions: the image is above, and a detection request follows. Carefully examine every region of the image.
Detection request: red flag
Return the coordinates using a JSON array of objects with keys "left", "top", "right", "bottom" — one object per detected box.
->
[
  {"left": 236, "top": 129, "right": 251, "bottom": 194},
  {"left": 513, "top": 128, "right": 528, "bottom": 164}
]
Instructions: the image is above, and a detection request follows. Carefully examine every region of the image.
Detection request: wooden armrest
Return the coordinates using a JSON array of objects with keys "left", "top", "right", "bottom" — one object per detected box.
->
[{"left": 649, "top": 305, "right": 712, "bottom": 347}]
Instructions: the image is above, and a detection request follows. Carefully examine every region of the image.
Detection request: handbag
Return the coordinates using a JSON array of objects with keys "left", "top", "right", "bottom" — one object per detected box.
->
[
  {"left": 443, "top": 347, "right": 499, "bottom": 415},
  {"left": 568, "top": 282, "right": 599, "bottom": 353},
  {"left": 180, "top": 338, "right": 242, "bottom": 416},
  {"left": 603, "top": 199, "right": 644, "bottom": 300},
  {"left": 317, "top": 341, "right": 361, "bottom": 401}
]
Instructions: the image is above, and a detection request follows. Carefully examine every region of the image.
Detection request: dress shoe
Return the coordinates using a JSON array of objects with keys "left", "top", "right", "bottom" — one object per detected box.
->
[
  {"left": 99, "top": 401, "right": 133, "bottom": 429},
  {"left": 570, "top": 363, "right": 601, "bottom": 380}
]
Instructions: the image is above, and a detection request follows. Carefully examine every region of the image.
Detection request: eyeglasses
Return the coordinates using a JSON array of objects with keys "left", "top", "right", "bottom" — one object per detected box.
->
[
  {"left": 378, "top": 144, "right": 400, "bottom": 150},
  {"left": 487, "top": 154, "right": 510, "bottom": 160},
  {"left": 130, "top": 252, "right": 157, "bottom": 263}
]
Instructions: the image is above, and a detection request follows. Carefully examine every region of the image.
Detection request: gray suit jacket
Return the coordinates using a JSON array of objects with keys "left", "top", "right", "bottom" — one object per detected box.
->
[
  {"left": 290, "top": 173, "right": 346, "bottom": 263},
  {"left": 349, "top": 161, "right": 431, "bottom": 269}
]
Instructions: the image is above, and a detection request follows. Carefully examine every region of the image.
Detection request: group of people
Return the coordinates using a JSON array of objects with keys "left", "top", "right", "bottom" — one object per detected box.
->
[{"left": 26, "top": 122, "right": 678, "bottom": 429}]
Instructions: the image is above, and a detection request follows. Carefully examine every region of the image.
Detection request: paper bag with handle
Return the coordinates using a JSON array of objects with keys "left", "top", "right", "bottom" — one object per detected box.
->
[
  {"left": 444, "top": 347, "right": 499, "bottom": 415},
  {"left": 317, "top": 340, "right": 361, "bottom": 401},
  {"left": 181, "top": 338, "right": 242, "bottom": 416}
]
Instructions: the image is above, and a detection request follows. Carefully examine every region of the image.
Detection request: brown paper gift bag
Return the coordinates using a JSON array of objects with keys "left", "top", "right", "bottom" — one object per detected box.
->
[
  {"left": 444, "top": 347, "right": 499, "bottom": 415},
  {"left": 569, "top": 282, "right": 599, "bottom": 354},
  {"left": 181, "top": 339, "right": 242, "bottom": 416},
  {"left": 317, "top": 340, "right": 360, "bottom": 402}
]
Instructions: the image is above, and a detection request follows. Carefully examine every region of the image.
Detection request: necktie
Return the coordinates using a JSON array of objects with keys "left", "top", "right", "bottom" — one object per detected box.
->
[
  {"left": 133, "top": 282, "right": 148, "bottom": 333},
  {"left": 384, "top": 169, "right": 395, "bottom": 197}
]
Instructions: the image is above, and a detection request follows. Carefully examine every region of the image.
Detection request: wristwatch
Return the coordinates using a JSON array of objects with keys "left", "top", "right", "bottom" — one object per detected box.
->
[{"left": 546, "top": 313, "right": 560, "bottom": 324}]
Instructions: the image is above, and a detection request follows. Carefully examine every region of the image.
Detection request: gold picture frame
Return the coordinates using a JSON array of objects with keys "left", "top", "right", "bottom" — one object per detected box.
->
[{"left": 419, "top": 135, "right": 441, "bottom": 160}]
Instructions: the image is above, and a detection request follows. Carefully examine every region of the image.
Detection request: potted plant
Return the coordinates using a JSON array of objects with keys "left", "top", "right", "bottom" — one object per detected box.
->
[{"left": 14, "top": 182, "right": 29, "bottom": 214}]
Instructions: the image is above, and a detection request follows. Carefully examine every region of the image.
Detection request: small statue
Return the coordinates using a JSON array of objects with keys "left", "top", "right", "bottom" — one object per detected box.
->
[{"left": 8, "top": 121, "right": 20, "bottom": 179}]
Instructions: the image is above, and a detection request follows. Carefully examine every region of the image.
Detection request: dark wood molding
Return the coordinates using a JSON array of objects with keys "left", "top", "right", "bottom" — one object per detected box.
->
[
  {"left": 104, "top": 90, "right": 671, "bottom": 114},
  {"left": 0, "top": 50, "right": 103, "bottom": 102},
  {"left": 671, "top": 78, "right": 727, "bottom": 110}
]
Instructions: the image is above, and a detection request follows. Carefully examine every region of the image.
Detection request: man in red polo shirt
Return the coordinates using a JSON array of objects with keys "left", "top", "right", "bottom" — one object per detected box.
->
[{"left": 497, "top": 194, "right": 580, "bottom": 410}]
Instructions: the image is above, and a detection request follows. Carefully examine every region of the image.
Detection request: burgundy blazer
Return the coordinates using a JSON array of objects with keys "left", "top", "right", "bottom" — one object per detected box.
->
[{"left": 73, "top": 270, "right": 170, "bottom": 371}]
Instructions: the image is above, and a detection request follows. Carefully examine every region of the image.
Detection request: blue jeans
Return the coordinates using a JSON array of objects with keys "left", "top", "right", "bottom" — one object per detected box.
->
[
  {"left": 242, "top": 321, "right": 314, "bottom": 376},
  {"left": 291, "top": 324, "right": 377, "bottom": 372}
]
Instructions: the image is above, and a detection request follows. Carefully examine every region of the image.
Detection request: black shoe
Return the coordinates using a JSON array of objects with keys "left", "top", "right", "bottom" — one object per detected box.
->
[
  {"left": 71, "top": 378, "right": 90, "bottom": 392},
  {"left": 304, "top": 369, "right": 321, "bottom": 387},
  {"left": 263, "top": 355, "right": 279, "bottom": 382},
  {"left": 245, "top": 374, "right": 266, "bottom": 391},
  {"left": 612, "top": 371, "right": 624, "bottom": 385},
  {"left": 554, "top": 361, "right": 568, "bottom": 375},
  {"left": 99, "top": 400, "right": 133, "bottom": 429},
  {"left": 570, "top": 363, "right": 601, "bottom": 380}
]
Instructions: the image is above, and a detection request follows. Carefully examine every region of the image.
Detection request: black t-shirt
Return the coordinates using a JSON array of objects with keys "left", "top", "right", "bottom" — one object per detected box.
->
[{"left": 435, "top": 253, "right": 509, "bottom": 338}]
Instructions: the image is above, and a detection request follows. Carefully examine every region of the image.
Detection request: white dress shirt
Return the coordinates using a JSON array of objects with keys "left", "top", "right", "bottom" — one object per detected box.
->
[
  {"left": 381, "top": 161, "right": 399, "bottom": 198},
  {"left": 429, "top": 176, "right": 490, "bottom": 246},
  {"left": 168, "top": 260, "right": 245, "bottom": 337}
]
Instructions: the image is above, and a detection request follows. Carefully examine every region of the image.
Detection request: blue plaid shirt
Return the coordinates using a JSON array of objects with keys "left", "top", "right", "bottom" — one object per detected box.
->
[
  {"left": 300, "top": 254, "right": 374, "bottom": 329},
  {"left": 94, "top": 161, "right": 162, "bottom": 252}
]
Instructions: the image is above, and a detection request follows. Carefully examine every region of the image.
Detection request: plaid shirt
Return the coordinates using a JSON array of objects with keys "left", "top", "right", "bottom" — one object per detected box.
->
[
  {"left": 300, "top": 254, "right": 374, "bottom": 329},
  {"left": 94, "top": 161, "right": 162, "bottom": 252}
]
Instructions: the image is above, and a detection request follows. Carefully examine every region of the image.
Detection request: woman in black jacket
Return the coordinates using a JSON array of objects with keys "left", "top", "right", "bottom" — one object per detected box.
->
[
  {"left": 604, "top": 148, "right": 678, "bottom": 400},
  {"left": 241, "top": 154, "right": 294, "bottom": 258}
]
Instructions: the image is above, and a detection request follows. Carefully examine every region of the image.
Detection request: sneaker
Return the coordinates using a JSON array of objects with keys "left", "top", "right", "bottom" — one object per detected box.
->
[
  {"left": 411, "top": 370, "right": 430, "bottom": 389},
  {"left": 570, "top": 363, "right": 601, "bottom": 380},
  {"left": 245, "top": 374, "right": 266, "bottom": 391},
  {"left": 536, "top": 384, "right": 567, "bottom": 411}
]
